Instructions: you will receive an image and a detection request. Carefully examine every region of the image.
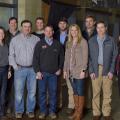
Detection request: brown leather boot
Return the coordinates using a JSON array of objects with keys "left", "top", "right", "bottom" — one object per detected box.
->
[
  {"left": 75, "top": 96, "right": 85, "bottom": 120},
  {"left": 69, "top": 95, "right": 79, "bottom": 119},
  {"left": 103, "top": 116, "right": 113, "bottom": 120},
  {"left": 93, "top": 116, "right": 100, "bottom": 120}
]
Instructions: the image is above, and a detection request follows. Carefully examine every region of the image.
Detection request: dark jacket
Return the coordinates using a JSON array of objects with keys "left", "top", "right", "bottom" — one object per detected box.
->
[
  {"left": 5, "top": 30, "right": 20, "bottom": 72},
  {"left": 82, "top": 29, "right": 97, "bottom": 41},
  {"left": 88, "top": 34, "right": 118, "bottom": 77},
  {"left": 54, "top": 30, "right": 68, "bottom": 50},
  {"left": 32, "top": 32, "right": 45, "bottom": 40},
  {"left": 33, "top": 38, "right": 64, "bottom": 74},
  {"left": 5, "top": 30, "right": 20, "bottom": 47}
]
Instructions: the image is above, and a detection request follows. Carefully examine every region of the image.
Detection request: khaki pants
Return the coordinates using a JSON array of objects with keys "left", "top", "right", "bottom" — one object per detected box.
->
[
  {"left": 92, "top": 65, "right": 113, "bottom": 116},
  {"left": 66, "top": 78, "right": 74, "bottom": 109}
]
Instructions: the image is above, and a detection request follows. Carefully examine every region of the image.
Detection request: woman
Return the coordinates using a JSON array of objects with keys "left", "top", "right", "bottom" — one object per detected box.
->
[
  {"left": 0, "top": 26, "right": 11, "bottom": 119},
  {"left": 64, "top": 24, "right": 88, "bottom": 120},
  {"left": 116, "top": 36, "right": 120, "bottom": 96}
]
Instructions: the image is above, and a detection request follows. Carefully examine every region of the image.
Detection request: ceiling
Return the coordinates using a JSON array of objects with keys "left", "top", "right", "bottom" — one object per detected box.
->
[{"left": 42, "top": 0, "right": 120, "bottom": 16}]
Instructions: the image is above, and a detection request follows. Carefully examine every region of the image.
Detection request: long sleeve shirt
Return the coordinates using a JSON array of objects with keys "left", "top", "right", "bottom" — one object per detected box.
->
[
  {"left": 97, "top": 35, "right": 106, "bottom": 65},
  {"left": 0, "top": 44, "right": 9, "bottom": 66},
  {"left": 9, "top": 33, "right": 40, "bottom": 70},
  {"left": 60, "top": 31, "right": 67, "bottom": 45}
]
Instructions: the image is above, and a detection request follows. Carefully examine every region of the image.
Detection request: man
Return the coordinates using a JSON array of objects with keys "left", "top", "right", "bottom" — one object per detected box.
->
[
  {"left": 54, "top": 17, "right": 69, "bottom": 111},
  {"left": 32, "top": 17, "right": 45, "bottom": 39},
  {"left": 88, "top": 21, "right": 117, "bottom": 120},
  {"left": 54, "top": 17, "right": 68, "bottom": 48},
  {"left": 9, "top": 20, "right": 40, "bottom": 119},
  {"left": 82, "top": 15, "right": 97, "bottom": 112},
  {"left": 32, "top": 17, "right": 45, "bottom": 110},
  {"left": 6, "top": 17, "right": 20, "bottom": 46},
  {"left": 5, "top": 17, "right": 20, "bottom": 114},
  {"left": 33, "top": 25, "right": 64, "bottom": 120},
  {"left": 82, "top": 15, "right": 97, "bottom": 41}
]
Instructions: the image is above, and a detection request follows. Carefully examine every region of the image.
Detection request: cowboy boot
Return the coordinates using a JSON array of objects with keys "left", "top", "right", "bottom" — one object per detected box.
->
[
  {"left": 75, "top": 96, "right": 85, "bottom": 120},
  {"left": 69, "top": 95, "right": 79, "bottom": 119}
]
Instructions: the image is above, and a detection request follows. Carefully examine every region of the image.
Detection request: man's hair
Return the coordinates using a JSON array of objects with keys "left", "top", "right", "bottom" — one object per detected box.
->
[
  {"left": 44, "top": 25, "right": 54, "bottom": 31},
  {"left": 58, "top": 17, "right": 68, "bottom": 23},
  {"left": 85, "top": 15, "right": 96, "bottom": 21},
  {"left": 96, "top": 20, "right": 107, "bottom": 27},
  {"left": 9, "top": 17, "right": 18, "bottom": 23},
  {"left": 35, "top": 17, "right": 44, "bottom": 23},
  {"left": 21, "top": 20, "right": 32, "bottom": 27}
]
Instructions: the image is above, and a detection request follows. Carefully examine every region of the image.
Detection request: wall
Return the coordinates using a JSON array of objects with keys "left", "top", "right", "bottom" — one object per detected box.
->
[{"left": 18, "top": 0, "right": 42, "bottom": 30}]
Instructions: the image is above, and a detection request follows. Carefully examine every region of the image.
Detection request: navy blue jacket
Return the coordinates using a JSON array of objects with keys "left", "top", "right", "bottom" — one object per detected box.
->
[{"left": 88, "top": 34, "right": 118, "bottom": 77}]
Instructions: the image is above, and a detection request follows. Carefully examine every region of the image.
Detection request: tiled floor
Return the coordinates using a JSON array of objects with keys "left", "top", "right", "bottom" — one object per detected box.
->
[{"left": 3, "top": 80, "right": 120, "bottom": 120}]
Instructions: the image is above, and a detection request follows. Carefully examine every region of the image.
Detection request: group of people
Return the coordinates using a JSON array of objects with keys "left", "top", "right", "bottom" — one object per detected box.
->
[{"left": 0, "top": 15, "right": 119, "bottom": 120}]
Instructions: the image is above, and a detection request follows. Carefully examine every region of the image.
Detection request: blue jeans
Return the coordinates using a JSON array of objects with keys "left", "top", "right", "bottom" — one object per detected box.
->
[
  {"left": 0, "top": 66, "right": 8, "bottom": 116},
  {"left": 38, "top": 72, "right": 57, "bottom": 114},
  {"left": 70, "top": 78, "right": 85, "bottom": 96},
  {"left": 14, "top": 67, "right": 36, "bottom": 113}
]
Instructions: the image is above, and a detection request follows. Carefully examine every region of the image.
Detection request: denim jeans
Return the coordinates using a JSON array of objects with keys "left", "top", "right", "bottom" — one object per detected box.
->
[
  {"left": 70, "top": 77, "right": 85, "bottom": 96},
  {"left": 14, "top": 67, "right": 36, "bottom": 113},
  {"left": 0, "top": 66, "right": 8, "bottom": 116},
  {"left": 38, "top": 72, "right": 58, "bottom": 114}
]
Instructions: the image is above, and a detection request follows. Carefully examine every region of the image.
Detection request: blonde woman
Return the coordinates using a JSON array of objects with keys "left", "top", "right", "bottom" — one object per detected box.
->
[{"left": 64, "top": 24, "right": 88, "bottom": 120}]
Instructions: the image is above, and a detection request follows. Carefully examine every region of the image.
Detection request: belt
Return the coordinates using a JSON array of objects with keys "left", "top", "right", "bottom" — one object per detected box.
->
[{"left": 17, "top": 64, "right": 32, "bottom": 68}]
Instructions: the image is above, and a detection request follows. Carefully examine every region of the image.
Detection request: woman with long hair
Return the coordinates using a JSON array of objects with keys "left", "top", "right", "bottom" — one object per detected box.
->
[
  {"left": 64, "top": 24, "right": 88, "bottom": 120},
  {"left": 0, "top": 26, "right": 11, "bottom": 119}
]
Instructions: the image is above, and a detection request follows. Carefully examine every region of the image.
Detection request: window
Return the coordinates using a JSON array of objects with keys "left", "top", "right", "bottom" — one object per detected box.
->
[
  {"left": 0, "top": 7, "right": 13, "bottom": 29},
  {"left": 0, "top": 0, "right": 13, "bottom": 4},
  {"left": 0, "top": 0, "right": 18, "bottom": 29}
]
